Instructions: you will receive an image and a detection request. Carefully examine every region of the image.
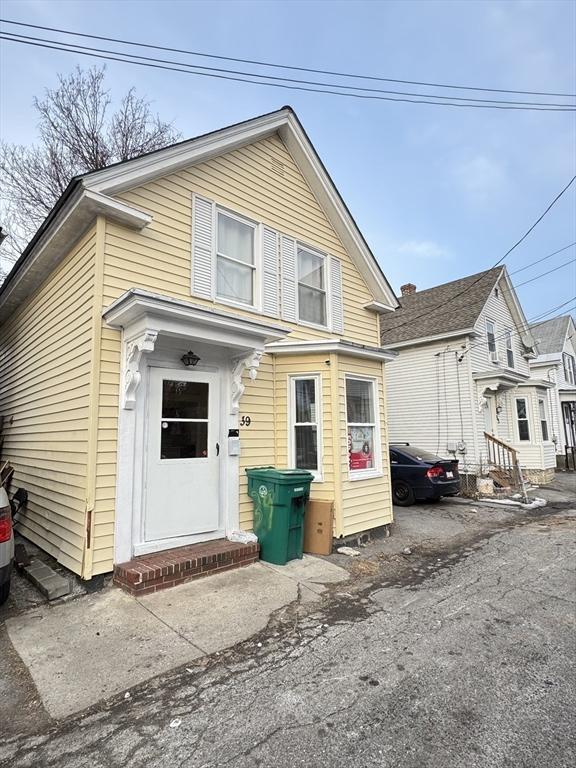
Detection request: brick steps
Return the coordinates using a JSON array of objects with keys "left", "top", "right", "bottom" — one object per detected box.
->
[{"left": 113, "top": 539, "right": 259, "bottom": 596}]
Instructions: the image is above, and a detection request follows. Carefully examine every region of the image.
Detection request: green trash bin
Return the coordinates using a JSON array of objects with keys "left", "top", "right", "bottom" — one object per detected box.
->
[{"left": 246, "top": 467, "right": 314, "bottom": 565}]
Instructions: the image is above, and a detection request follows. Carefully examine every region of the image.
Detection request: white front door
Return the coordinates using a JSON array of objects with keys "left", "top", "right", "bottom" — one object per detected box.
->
[
  {"left": 483, "top": 395, "right": 496, "bottom": 435},
  {"left": 144, "top": 367, "right": 220, "bottom": 543}
]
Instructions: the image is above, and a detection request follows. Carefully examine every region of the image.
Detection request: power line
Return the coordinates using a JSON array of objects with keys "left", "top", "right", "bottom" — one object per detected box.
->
[
  {"left": 509, "top": 242, "right": 576, "bottom": 276},
  {"left": 2, "top": 17, "right": 575, "bottom": 99},
  {"left": 381, "top": 175, "right": 576, "bottom": 337},
  {"left": 513, "top": 257, "right": 575, "bottom": 289},
  {"left": 4, "top": 30, "right": 575, "bottom": 109},
  {"left": 1, "top": 33, "right": 575, "bottom": 113}
]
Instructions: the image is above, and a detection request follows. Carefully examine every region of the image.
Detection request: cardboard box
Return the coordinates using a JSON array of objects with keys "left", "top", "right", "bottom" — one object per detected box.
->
[{"left": 303, "top": 500, "right": 334, "bottom": 556}]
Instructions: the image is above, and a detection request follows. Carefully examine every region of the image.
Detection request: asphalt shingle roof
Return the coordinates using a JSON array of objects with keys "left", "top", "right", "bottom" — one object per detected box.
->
[
  {"left": 380, "top": 267, "right": 503, "bottom": 346},
  {"left": 529, "top": 315, "right": 571, "bottom": 356}
]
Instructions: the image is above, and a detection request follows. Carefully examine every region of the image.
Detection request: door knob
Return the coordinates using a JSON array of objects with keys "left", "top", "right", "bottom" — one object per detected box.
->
[{"left": 216, "top": 442, "right": 220, "bottom": 456}]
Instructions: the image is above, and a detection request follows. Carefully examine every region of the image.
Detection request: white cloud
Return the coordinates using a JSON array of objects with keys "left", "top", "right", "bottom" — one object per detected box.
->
[{"left": 395, "top": 240, "right": 451, "bottom": 260}]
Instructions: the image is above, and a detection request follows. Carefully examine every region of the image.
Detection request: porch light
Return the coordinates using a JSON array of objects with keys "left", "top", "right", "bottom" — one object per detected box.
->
[{"left": 181, "top": 350, "right": 201, "bottom": 367}]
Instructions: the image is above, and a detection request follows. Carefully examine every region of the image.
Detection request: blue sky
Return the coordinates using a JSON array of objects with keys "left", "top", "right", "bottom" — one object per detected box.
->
[{"left": 1, "top": 0, "right": 575, "bottom": 320}]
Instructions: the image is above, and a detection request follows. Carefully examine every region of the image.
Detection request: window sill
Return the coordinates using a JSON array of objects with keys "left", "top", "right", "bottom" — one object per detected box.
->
[
  {"left": 348, "top": 470, "right": 383, "bottom": 482},
  {"left": 297, "top": 318, "right": 330, "bottom": 333},
  {"left": 215, "top": 295, "right": 261, "bottom": 314}
]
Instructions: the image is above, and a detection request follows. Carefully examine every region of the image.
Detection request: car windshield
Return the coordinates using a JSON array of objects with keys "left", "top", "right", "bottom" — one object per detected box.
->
[{"left": 392, "top": 445, "right": 444, "bottom": 462}]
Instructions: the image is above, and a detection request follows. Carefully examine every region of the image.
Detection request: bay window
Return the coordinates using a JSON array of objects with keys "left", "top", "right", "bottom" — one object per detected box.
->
[
  {"left": 216, "top": 210, "right": 256, "bottom": 306},
  {"left": 516, "top": 398, "right": 530, "bottom": 441},
  {"left": 290, "top": 376, "right": 322, "bottom": 479},
  {"left": 346, "top": 376, "right": 380, "bottom": 477},
  {"left": 539, "top": 399, "right": 549, "bottom": 442},
  {"left": 297, "top": 245, "right": 326, "bottom": 326}
]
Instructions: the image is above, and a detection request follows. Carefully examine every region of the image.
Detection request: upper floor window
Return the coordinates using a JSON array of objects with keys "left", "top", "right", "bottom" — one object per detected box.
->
[
  {"left": 216, "top": 210, "right": 256, "bottom": 306},
  {"left": 486, "top": 320, "right": 497, "bottom": 358},
  {"left": 563, "top": 352, "right": 576, "bottom": 385},
  {"left": 505, "top": 330, "right": 514, "bottom": 368},
  {"left": 516, "top": 398, "right": 530, "bottom": 441},
  {"left": 297, "top": 245, "right": 326, "bottom": 327}
]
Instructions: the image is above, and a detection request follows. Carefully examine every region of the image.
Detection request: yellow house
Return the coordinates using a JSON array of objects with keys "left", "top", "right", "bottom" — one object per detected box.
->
[{"left": 0, "top": 108, "right": 398, "bottom": 589}]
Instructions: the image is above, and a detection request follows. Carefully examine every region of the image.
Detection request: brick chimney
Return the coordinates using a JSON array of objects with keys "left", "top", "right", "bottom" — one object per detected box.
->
[{"left": 400, "top": 283, "right": 417, "bottom": 296}]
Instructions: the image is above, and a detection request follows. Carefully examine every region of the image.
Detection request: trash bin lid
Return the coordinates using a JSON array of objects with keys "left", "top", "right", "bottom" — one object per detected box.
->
[{"left": 245, "top": 467, "right": 314, "bottom": 484}]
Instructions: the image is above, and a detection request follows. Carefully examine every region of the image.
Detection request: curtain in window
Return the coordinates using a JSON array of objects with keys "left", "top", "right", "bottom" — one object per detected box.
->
[
  {"left": 217, "top": 213, "right": 254, "bottom": 304},
  {"left": 297, "top": 247, "right": 326, "bottom": 326}
]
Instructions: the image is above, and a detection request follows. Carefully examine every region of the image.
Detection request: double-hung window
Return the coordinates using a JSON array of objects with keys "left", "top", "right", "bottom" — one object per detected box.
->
[
  {"left": 290, "top": 376, "right": 322, "bottom": 479},
  {"left": 505, "top": 330, "right": 514, "bottom": 368},
  {"left": 538, "top": 399, "right": 549, "bottom": 441},
  {"left": 216, "top": 210, "right": 256, "bottom": 306},
  {"left": 563, "top": 353, "right": 576, "bottom": 385},
  {"left": 297, "top": 245, "right": 326, "bottom": 327},
  {"left": 486, "top": 320, "right": 497, "bottom": 358},
  {"left": 516, "top": 398, "right": 530, "bottom": 441},
  {"left": 346, "top": 377, "right": 380, "bottom": 477}
]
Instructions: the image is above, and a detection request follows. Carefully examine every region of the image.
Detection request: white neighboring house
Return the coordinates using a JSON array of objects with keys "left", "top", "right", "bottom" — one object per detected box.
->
[
  {"left": 529, "top": 315, "right": 576, "bottom": 466},
  {"left": 380, "top": 267, "right": 557, "bottom": 485}
]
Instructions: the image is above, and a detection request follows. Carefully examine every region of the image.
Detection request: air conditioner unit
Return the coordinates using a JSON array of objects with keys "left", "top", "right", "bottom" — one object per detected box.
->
[{"left": 489, "top": 351, "right": 499, "bottom": 364}]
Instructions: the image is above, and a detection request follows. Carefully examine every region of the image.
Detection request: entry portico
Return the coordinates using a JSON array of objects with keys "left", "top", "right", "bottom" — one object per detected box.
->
[{"left": 103, "top": 289, "right": 289, "bottom": 564}]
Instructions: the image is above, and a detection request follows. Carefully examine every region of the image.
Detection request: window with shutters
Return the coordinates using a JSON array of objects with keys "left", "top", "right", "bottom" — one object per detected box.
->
[
  {"left": 297, "top": 245, "right": 327, "bottom": 327},
  {"left": 289, "top": 375, "right": 322, "bottom": 480},
  {"left": 216, "top": 209, "right": 257, "bottom": 307}
]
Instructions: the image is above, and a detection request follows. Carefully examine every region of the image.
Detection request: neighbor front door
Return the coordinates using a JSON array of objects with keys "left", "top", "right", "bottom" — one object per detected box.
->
[{"left": 144, "top": 367, "right": 220, "bottom": 543}]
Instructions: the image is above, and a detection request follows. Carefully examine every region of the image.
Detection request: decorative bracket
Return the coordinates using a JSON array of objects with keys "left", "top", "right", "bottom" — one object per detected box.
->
[
  {"left": 123, "top": 330, "right": 158, "bottom": 409},
  {"left": 231, "top": 349, "right": 263, "bottom": 415}
]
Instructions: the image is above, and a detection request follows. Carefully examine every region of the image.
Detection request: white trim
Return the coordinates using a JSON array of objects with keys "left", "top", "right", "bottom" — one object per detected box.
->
[
  {"left": 344, "top": 374, "right": 383, "bottom": 481},
  {"left": 266, "top": 338, "right": 397, "bottom": 362},
  {"left": 215, "top": 206, "right": 261, "bottom": 311},
  {"left": 0, "top": 190, "right": 151, "bottom": 322},
  {"left": 383, "top": 328, "right": 478, "bottom": 350},
  {"left": 363, "top": 300, "right": 396, "bottom": 313},
  {"left": 288, "top": 374, "right": 324, "bottom": 482}
]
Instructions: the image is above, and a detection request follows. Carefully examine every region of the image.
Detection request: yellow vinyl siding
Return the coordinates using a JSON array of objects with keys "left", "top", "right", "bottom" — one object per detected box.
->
[
  {"left": 0, "top": 228, "right": 97, "bottom": 574},
  {"left": 338, "top": 356, "right": 393, "bottom": 537}
]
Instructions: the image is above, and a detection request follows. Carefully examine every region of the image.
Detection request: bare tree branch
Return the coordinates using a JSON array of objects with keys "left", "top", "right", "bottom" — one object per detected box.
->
[{"left": 0, "top": 65, "right": 181, "bottom": 269}]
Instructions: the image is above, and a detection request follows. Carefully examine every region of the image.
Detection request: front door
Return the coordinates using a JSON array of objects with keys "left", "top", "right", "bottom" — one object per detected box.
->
[
  {"left": 144, "top": 367, "right": 220, "bottom": 543},
  {"left": 563, "top": 401, "right": 576, "bottom": 448},
  {"left": 483, "top": 394, "right": 496, "bottom": 435}
]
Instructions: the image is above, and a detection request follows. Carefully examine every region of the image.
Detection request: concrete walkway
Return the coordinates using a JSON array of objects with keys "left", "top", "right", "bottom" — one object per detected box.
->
[{"left": 5, "top": 556, "right": 348, "bottom": 720}]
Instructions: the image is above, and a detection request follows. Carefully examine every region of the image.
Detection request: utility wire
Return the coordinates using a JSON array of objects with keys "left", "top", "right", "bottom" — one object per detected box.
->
[
  {"left": 513, "top": 257, "right": 575, "bottom": 288},
  {"left": 4, "top": 30, "right": 575, "bottom": 108},
  {"left": 1, "top": 33, "right": 575, "bottom": 113},
  {"left": 508, "top": 242, "right": 576, "bottom": 276},
  {"left": 381, "top": 175, "right": 576, "bottom": 337},
  {"left": 2, "top": 17, "right": 575, "bottom": 99}
]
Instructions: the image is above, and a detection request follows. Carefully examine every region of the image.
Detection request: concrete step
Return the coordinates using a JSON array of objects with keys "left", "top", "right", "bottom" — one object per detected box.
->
[{"left": 23, "top": 560, "right": 71, "bottom": 600}]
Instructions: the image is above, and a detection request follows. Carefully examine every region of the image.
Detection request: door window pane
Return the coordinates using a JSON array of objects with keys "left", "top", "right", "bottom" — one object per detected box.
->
[
  {"left": 295, "top": 425, "right": 318, "bottom": 470},
  {"left": 161, "top": 422, "right": 208, "bottom": 459},
  {"left": 162, "top": 381, "right": 208, "bottom": 419},
  {"left": 217, "top": 213, "right": 254, "bottom": 264},
  {"left": 346, "top": 379, "right": 374, "bottom": 423}
]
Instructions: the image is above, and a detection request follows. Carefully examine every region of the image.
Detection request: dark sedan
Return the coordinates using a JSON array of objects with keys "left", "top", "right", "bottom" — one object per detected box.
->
[{"left": 389, "top": 444, "right": 460, "bottom": 506}]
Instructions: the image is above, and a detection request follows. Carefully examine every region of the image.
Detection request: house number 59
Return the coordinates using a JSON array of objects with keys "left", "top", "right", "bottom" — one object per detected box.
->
[{"left": 240, "top": 416, "right": 251, "bottom": 427}]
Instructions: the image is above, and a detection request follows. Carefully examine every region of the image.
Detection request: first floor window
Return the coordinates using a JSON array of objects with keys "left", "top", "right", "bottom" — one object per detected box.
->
[
  {"left": 539, "top": 399, "right": 549, "bottom": 441},
  {"left": 516, "top": 398, "right": 530, "bottom": 441},
  {"left": 505, "top": 330, "right": 514, "bottom": 368},
  {"left": 346, "top": 377, "right": 379, "bottom": 475},
  {"left": 290, "top": 376, "right": 321, "bottom": 477},
  {"left": 216, "top": 210, "right": 256, "bottom": 306},
  {"left": 297, "top": 245, "right": 326, "bottom": 326}
]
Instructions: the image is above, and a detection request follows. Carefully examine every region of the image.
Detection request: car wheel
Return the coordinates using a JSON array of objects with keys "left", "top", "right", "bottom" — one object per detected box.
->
[
  {"left": 0, "top": 580, "right": 10, "bottom": 606},
  {"left": 393, "top": 480, "right": 415, "bottom": 507}
]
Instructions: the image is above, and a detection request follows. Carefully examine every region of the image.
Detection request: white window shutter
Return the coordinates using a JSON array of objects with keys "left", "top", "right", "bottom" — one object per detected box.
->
[
  {"left": 329, "top": 255, "right": 344, "bottom": 334},
  {"left": 261, "top": 227, "right": 279, "bottom": 317},
  {"left": 281, "top": 235, "right": 297, "bottom": 322},
  {"left": 191, "top": 195, "right": 214, "bottom": 299}
]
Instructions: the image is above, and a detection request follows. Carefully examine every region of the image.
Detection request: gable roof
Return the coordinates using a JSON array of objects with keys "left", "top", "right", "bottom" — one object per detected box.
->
[
  {"left": 529, "top": 315, "right": 573, "bottom": 355},
  {"left": 380, "top": 267, "right": 506, "bottom": 346},
  {"left": 0, "top": 106, "right": 398, "bottom": 320}
]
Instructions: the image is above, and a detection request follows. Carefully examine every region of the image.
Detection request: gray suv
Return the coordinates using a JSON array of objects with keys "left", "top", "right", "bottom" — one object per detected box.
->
[{"left": 0, "top": 487, "right": 13, "bottom": 604}]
